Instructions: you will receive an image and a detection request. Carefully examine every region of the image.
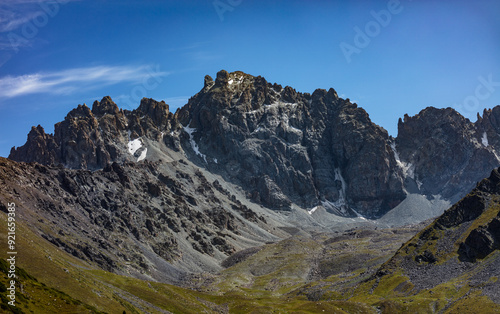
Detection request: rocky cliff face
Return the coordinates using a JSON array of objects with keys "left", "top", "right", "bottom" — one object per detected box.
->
[
  {"left": 9, "top": 70, "right": 500, "bottom": 220},
  {"left": 176, "top": 70, "right": 406, "bottom": 218},
  {"left": 0, "top": 155, "right": 279, "bottom": 282},
  {"left": 396, "top": 107, "right": 500, "bottom": 202},
  {"left": 10, "top": 96, "right": 179, "bottom": 170}
]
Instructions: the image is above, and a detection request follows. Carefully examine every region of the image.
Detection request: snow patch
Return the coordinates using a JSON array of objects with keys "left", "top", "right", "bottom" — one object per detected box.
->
[
  {"left": 183, "top": 123, "right": 207, "bottom": 163},
  {"left": 137, "top": 148, "right": 147, "bottom": 162},
  {"left": 320, "top": 169, "right": 349, "bottom": 215},
  {"left": 416, "top": 179, "right": 423, "bottom": 190},
  {"left": 482, "top": 132, "right": 489, "bottom": 147},
  {"left": 390, "top": 142, "right": 414, "bottom": 179},
  {"left": 228, "top": 75, "right": 244, "bottom": 86},
  {"left": 127, "top": 136, "right": 147, "bottom": 162},
  {"left": 288, "top": 125, "right": 302, "bottom": 134},
  {"left": 128, "top": 139, "right": 142, "bottom": 155},
  {"left": 308, "top": 206, "right": 319, "bottom": 215}
]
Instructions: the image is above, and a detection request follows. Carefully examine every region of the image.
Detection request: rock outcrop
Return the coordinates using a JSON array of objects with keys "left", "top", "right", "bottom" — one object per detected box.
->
[
  {"left": 9, "top": 70, "right": 500, "bottom": 219},
  {"left": 0, "top": 156, "right": 275, "bottom": 282},
  {"left": 378, "top": 167, "right": 500, "bottom": 298},
  {"left": 396, "top": 107, "right": 500, "bottom": 202},
  {"left": 177, "top": 70, "right": 406, "bottom": 217},
  {"left": 10, "top": 97, "right": 180, "bottom": 170}
]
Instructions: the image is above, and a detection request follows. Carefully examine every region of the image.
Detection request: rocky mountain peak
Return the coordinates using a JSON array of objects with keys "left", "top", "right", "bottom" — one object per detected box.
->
[
  {"left": 91, "top": 96, "right": 120, "bottom": 116},
  {"left": 66, "top": 103, "right": 94, "bottom": 120},
  {"left": 396, "top": 106, "right": 500, "bottom": 202},
  {"left": 9, "top": 125, "right": 59, "bottom": 167},
  {"left": 8, "top": 70, "right": 500, "bottom": 221},
  {"left": 174, "top": 70, "right": 407, "bottom": 218},
  {"left": 203, "top": 74, "right": 214, "bottom": 91},
  {"left": 215, "top": 69, "right": 230, "bottom": 86},
  {"left": 28, "top": 124, "right": 47, "bottom": 140},
  {"left": 137, "top": 97, "right": 171, "bottom": 127}
]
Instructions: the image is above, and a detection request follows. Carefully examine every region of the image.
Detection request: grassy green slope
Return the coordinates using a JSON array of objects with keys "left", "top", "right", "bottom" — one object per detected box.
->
[
  {"left": 0, "top": 212, "right": 225, "bottom": 313},
  {"left": 2, "top": 179, "right": 500, "bottom": 313}
]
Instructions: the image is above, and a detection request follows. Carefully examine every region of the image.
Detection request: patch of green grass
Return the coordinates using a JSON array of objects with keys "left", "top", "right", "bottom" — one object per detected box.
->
[
  {"left": 0, "top": 258, "right": 105, "bottom": 314},
  {"left": 445, "top": 290, "right": 500, "bottom": 313},
  {"left": 2, "top": 209, "right": 500, "bottom": 313}
]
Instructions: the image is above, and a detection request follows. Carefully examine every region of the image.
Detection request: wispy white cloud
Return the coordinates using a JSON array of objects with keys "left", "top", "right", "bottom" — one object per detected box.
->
[
  {"left": 0, "top": 11, "right": 42, "bottom": 33},
  {"left": 0, "top": 65, "right": 170, "bottom": 98},
  {"left": 165, "top": 41, "right": 211, "bottom": 52},
  {"left": 184, "top": 50, "right": 221, "bottom": 63},
  {"left": 0, "top": 0, "right": 80, "bottom": 52}
]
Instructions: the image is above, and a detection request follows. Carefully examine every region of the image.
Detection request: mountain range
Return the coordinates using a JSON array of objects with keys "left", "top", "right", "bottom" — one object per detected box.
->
[{"left": 2, "top": 70, "right": 500, "bottom": 312}]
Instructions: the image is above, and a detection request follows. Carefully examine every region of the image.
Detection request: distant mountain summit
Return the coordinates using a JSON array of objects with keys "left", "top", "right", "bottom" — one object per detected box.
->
[
  {"left": 9, "top": 96, "right": 177, "bottom": 169},
  {"left": 9, "top": 70, "right": 500, "bottom": 220}
]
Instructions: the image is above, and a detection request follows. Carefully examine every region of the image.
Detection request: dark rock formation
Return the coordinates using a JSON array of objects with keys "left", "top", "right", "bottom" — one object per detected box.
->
[
  {"left": 9, "top": 125, "right": 59, "bottom": 166},
  {"left": 177, "top": 71, "right": 406, "bottom": 217},
  {"left": 9, "top": 70, "right": 500, "bottom": 219},
  {"left": 10, "top": 96, "right": 180, "bottom": 170},
  {"left": 459, "top": 217, "right": 500, "bottom": 261},
  {"left": 0, "top": 156, "right": 272, "bottom": 282},
  {"left": 397, "top": 107, "right": 500, "bottom": 202}
]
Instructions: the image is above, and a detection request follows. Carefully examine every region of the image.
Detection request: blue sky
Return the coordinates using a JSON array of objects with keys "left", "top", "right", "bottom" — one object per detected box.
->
[{"left": 1, "top": 0, "right": 499, "bottom": 157}]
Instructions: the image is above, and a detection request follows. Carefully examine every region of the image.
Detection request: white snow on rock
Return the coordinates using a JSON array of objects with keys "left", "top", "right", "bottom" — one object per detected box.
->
[
  {"left": 183, "top": 123, "right": 207, "bottom": 163},
  {"left": 322, "top": 200, "right": 347, "bottom": 216},
  {"left": 319, "top": 169, "right": 349, "bottom": 216},
  {"left": 127, "top": 137, "right": 147, "bottom": 162},
  {"left": 228, "top": 75, "right": 244, "bottom": 86},
  {"left": 482, "top": 132, "right": 489, "bottom": 147},
  {"left": 390, "top": 142, "right": 414, "bottom": 178},
  {"left": 128, "top": 138, "right": 143, "bottom": 155},
  {"left": 137, "top": 148, "right": 147, "bottom": 162},
  {"left": 308, "top": 206, "right": 319, "bottom": 215}
]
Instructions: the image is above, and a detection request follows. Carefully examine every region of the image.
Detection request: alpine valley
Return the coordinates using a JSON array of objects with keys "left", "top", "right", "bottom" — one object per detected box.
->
[{"left": 2, "top": 70, "right": 500, "bottom": 313}]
